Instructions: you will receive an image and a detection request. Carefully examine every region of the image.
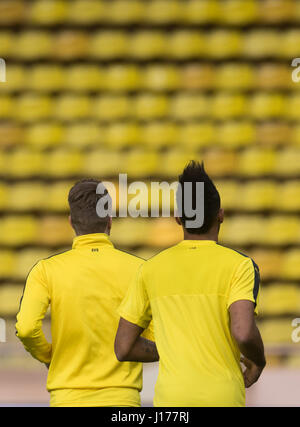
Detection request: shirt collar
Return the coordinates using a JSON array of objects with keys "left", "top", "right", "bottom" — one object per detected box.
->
[
  {"left": 72, "top": 233, "right": 114, "bottom": 249},
  {"left": 178, "top": 240, "right": 217, "bottom": 247}
]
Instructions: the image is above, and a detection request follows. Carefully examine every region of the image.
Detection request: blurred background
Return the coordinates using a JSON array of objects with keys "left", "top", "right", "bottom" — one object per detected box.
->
[{"left": 0, "top": 0, "right": 300, "bottom": 406}]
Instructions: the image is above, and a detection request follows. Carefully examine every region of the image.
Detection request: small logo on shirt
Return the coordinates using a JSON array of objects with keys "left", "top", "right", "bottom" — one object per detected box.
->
[{"left": 91, "top": 248, "right": 99, "bottom": 252}]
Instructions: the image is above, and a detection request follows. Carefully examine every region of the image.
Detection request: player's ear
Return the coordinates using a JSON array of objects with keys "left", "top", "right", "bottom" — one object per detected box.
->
[{"left": 218, "top": 208, "right": 224, "bottom": 224}]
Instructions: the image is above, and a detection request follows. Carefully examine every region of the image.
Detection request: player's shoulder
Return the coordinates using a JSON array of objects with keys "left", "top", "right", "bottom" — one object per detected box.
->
[
  {"left": 215, "top": 243, "right": 258, "bottom": 268},
  {"left": 39, "top": 249, "right": 73, "bottom": 267},
  {"left": 142, "top": 244, "right": 179, "bottom": 269}
]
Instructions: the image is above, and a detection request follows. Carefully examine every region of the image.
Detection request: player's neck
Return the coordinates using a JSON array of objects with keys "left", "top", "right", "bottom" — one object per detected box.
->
[{"left": 183, "top": 228, "right": 219, "bottom": 242}]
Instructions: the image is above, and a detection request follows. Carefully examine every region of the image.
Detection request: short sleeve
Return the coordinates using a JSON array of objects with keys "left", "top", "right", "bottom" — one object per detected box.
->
[
  {"left": 118, "top": 265, "right": 152, "bottom": 330},
  {"left": 227, "top": 257, "right": 260, "bottom": 315}
]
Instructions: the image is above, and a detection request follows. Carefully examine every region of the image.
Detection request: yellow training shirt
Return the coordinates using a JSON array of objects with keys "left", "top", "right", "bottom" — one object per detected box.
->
[
  {"left": 15, "top": 233, "right": 153, "bottom": 407},
  {"left": 118, "top": 240, "right": 260, "bottom": 407}
]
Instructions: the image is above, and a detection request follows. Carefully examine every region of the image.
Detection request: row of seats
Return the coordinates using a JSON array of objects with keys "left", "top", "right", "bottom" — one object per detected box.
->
[
  {"left": 1, "top": 147, "right": 300, "bottom": 177},
  {"left": 1, "top": 94, "right": 300, "bottom": 121},
  {"left": 0, "top": 29, "right": 300, "bottom": 59},
  {"left": 0, "top": 0, "right": 299, "bottom": 26},
  {"left": 1, "top": 180, "right": 300, "bottom": 213},
  {"left": 1, "top": 64, "right": 296, "bottom": 92},
  {"left": 0, "top": 121, "right": 296, "bottom": 149}
]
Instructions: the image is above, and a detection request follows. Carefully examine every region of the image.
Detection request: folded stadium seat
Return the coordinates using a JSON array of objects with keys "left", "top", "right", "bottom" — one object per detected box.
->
[
  {"left": 146, "top": 218, "right": 182, "bottom": 248},
  {"left": 14, "top": 94, "right": 53, "bottom": 122},
  {"left": 259, "top": 319, "right": 295, "bottom": 344},
  {"left": 64, "top": 65, "right": 103, "bottom": 92},
  {"left": 219, "top": 215, "right": 266, "bottom": 246},
  {"left": 82, "top": 148, "right": 122, "bottom": 177},
  {"left": 202, "top": 148, "right": 238, "bottom": 177},
  {"left": 13, "top": 31, "right": 52, "bottom": 60},
  {"left": 44, "top": 181, "right": 72, "bottom": 212},
  {"left": 205, "top": 30, "right": 242, "bottom": 58},
  {"left": 0, "top": 96, "right": 14, "bottom": 119},
  {"left": 276, "top": 181, "right": 300, "bottom": 211},
  {"left": 235, "top": 180, "right": 276, "bottom": 211},
  {"left": 170, "top": 94, "right": 209, "bottom": 120},
  {"left": 236, "top": 147, "right": 276, "bottom": 176},
  {"left": 242, "top": 30, "right": 280, "bottom": 58},
  {"left": 123, "top": 148, "right": 159, "bottom": 179},
  {"left": 248, "top": 93, "right": 286, "bottom": 119},
  {"left": 0, "top": 123, "right": 23, "bottom": 148},
  {"left": 28, "top": 65, "right": 65, "bottom": 92},
  {"left": 181, "top": 64, "right": 215, "bottom": 90},
  {"left": 0, "top": 284, "right": 24, "bottom": 316},
  {"left": 129, "top": 31, "right": 167, "bottom": 60},
  {"left": 25, "top": 122, "right": 64, "bottom": 149},
  {"left": 105, "top": 65, "right": 141, "bottom": 92},
  {"left": 0, "top": 250, "right": 15, "bottom": 279},
  {"left": 274, "top": 148, "right": 300, "bottom": 176},
  {"left": 214, "top": 180, "right": 239, "bottom": 211},
  {"left": 29, "top": 0, "right": 67, "bottom": 25},
  {"left": 168, "top": 31, "right": 205, "bottom": 59},
  {"left": 44, "top": 148, "right": 83, "bottom": 177},
  {"left": 92, "top": 95, "right": 130, "bottom": 121},
  {"left": 256, "top": 122, "right": 291, "bottom": 147},
  {"left": 216, "top": 121, "right": 255, "bottom": 149},
  {"left": 54, "top": 94, "right": 91, "bottom": 121},
  {"left": 259, "top": 283, "right": 300, "bottom": 316},
  {"left": 0, "top": 215, "right": 38, "bottom": 246},
  {"left": 145, "top": 0, "right": 182, "bottom": 24},
  {"left": 215, "top": 63, "right": 254, "bottom": 90},
  {"left": 104, "top": 122, "right": 140, "bottom": 149},
  {"left": 265, "top": 215, "right": 300, "bottom": 246},
  {"left": 66, "top": 0, "right": 105, "bottom": 24},
  {"left": 284, "top": 94, "right": 300, "bottom": 120},
  {"left": 177, "top": 122, "right": 215, "bottom": 150},
  {"left": 38, "top": 215, "right": 74, "bottom": 246},
  {"left": 14, "top": 248, "right": 51, "bottom": 281},
  {"left": 249, "top": 248, "right": 283, "bottom": 281},
  {"left": 6, "top": 149, "right": 45, "bottom": 177},
  {"left": 89, "top": 31, "right": 128, "bottom": 60},
  {"left": 64, "top": 122, "right": 102, "bottom": 148},
  {"left": 211, "top": 94, "right": 248, "bottom": 120},
  {"left": 0, "top": 31, "right": 14, "bottom": 58},
  {"left": 0, "top": 0, "right": 25, "bottom": 25},
  {"left": 110, "top": 218, "right": 151, "bottom": 247},
  {"left": 7, "top": 182, "right": 46, "bottom": 212},
  {"left": 141, "top": 122, "right": 178, "bottom": 149},
  {"left": 256, "top": 63, "right": 292, "bottom": 90},
  {"left": 280, "top": 249, "right": 300, "bottom": 280},
  {"left": 159, "top": 148, "right": 198, "bottom": 178},
  {"left": 142, "top": 65, "right": 180, "bottom": 92},
  {"left": 108, "top": 0, "right": 145, "bottom": 24},
  {"left": 259, "top": 0, "right": 294, "bottom": 24},
  {"left": 282, "top": 29, "right": 300, "bottom": 59},
  {"left": 52, "top": 30, "right": 89, "bottom": 60},
  {"left": 221, "top": 0, "right": 258, "bottom": 25},
  {"left": 184, "top": 0, "right": 219, "bottom": 24},
  {"left": 134, "top": 94, "right": 169, "bottom": 120},
  {"left": 0, "top": 65, "right": 25, "bottom": 93}
]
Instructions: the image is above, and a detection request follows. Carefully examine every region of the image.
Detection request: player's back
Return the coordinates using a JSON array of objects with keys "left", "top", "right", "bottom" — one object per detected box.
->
[
  {"left": 142, "top": 240, "right": 259, "bottom": 407},
  {"left": 42, "top": 233, "right": 146, "bottom": 406}
]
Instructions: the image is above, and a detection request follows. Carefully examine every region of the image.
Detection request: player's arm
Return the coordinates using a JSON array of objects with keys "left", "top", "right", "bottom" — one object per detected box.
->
[
  {"left": 115, "top": 317, "right": 159, "bottom": 362},
  {"left": 229, "top": 300, "right": 266, "bottom": 388},
  {"left": 15, "top": 261, "right": 52, "bottom": 365}
]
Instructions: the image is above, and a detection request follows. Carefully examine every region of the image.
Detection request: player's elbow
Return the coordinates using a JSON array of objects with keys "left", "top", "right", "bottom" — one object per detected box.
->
[
  {"left": 114, "top": 338, "right": 130, "bottom": 362},
  {"left": 15, "top": 321, "right": 36, "bottom": 340},
  {"left": 232, "top": 326, "right": 255, "bottom": 346}
]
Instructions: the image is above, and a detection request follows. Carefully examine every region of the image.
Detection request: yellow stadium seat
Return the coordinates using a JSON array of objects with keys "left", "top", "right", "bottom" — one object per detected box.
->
[
  {"left": 168, "top": 31, "right": 204, "bottom": 59},
  {"left": 243, "top": 30, "right": 280, "bottom": 58},
  {"left": 260, "top": 0, "right": 294, "bottom": 24},
  {"left": 256, "top": 122, "right": 291, "bottom": 147},
  {"left": 141, "top": 122, "right": 177, "bottom": 149},
  {"left": 104, "top": 122, "right": 139, "bottom": 149},
  {"left": 53, "top": 30, "right": 88, "bottom": 60},
  {"left": 145, "top": 0, "right": 182, "bottom": 24},
  {"left": 0, "top": 284, "right": 24, "bottom": 316},
  {"left": 0, "top": 250, "right": 15, "bottom": 278},
  {"left": 202, "top": 148, "right": 238, "bottom": 177},
  {"left": 134, "top": 94, "right": 169, "bottom": 120},
  {"left": 237, "top": 147, "right": 276, "bottom": 176},
  {"left": 275, "top": 148, "right": 300, "bottom": 176},
  {"left": 38, "top": 216, "right": 74, "bottom": 245},
  {"left": 28, "top": 65, "right": 65, "bottom": 91},
  {"left": 13, "top": 31, "right": 52, "bottom": 59},
  {"left": 67, "top": 0, "right": 104, "bottom": 24},
  {"left": 277, "top": 181, "right": 300, "bottom": 211},
  {"left": 170, "top": 94, "right": 209, "bottom": 119},
  {"left": 89, "top": 31, "right": 127, "bottom": 59},
  {"left": 185, "top": 0, "right": 219, "bottom": 24},
  {"left": 259, "top": 284, "right": 300, "bottom": 316},
  {"left": 82, "top": 149, "right": 122, "bottom": 177},
  {"left": 30, "top": 0, "right": 67, "bottom": 25},
  {"left": 129, "top": 31, "right": 166, "bottom": 59},
  {"left": 105, "top": 65, "right": 141, "bottom": 92},
  {"left": 124, "top": 149, "right": 159, "bottom": 178},
  {"left": 249, "top": 93, "right": 285, "bottom": 119},
  {"left": 265, "top": 216, "right": 300, "bottom": 245},
  {"left": 64, "top": 122, "right": 102, "bottom": 148},
  {"left": 92, "top": 95, "right": 130, "bottom": 121},
  {"left": 211, "top": 94, "right": 247, "bottom": 119},
  {"left": 282, "top": 29, "right": 300, "bottom": 58},
  {"left": 216, "top": 63, "right": 254, "bottom": 90},
  {"left": 0, "top": 31, "right": 14, "bottom": 57},
  {"left": 0, "top": 96, "right": 14, "bottom": 119},
  {"left": 219, "top": 215, "right": 265, "bottom": 246},
  {"left": 147, "top": 218, "right": 182, "bottom": 248},
  {"left": 143, "top": 65, "right": 179, "bottom": 91},
  {"left": 181, "top": 64, "right": 214, "bottom": 90},
  {"left": 206, "top": 30, "right": 242, "bottom": 58},
  {"left": 280, "top": 249, "right": 300, "bottom": 280},
  {"left": 0, "top": 182, "right": 8, "bottom": 210},
  {"left": 285, "top": 95, "right": 300, "bottom": 120},
  {"left": 178, "top": 122, "right": 214, "bottom": 149},
  {"left": 236, "top": 180, "right": 276, "bottom": 211},
  {"left": 0, "top": 0, "right": 25, "bottom": 25},
  {"left": 0, "top": 123, "right": 23, "bottom": 148},
  {"left": 0, "top": 65, "right": 25, "bottom": 92},
  {"left": 44, "top": 149, "right": 83, "bottom": 177},
  {"left": 6, "top": 149, "right": 44, "bottom": 177},
  {"left": 111, "top": 218, "right": 150, "bottom": 247},
  {"left": 55, "top": 95, "right": 91, "bottom": 121},
  {"left": 64, "top": 65, "right": 103, "bottom": 91},
  {"left": 7, "top": 183, "right": 46, "bottom": 211},
  {"left": 14, "top": 248, "right": 51, "bottom": 280},
  {"left": 108, "top": 0, "right": 144, "bottom": 24},
  {"left": 259, "top": 319, "right": 294, "bottom": 344},
  {"left": 250, "top": 249, "right": 282, "bottom": 280},
  {"left": 216, "top": 121, "right": 254, "bottom": 148},
  {"left": 291, "top": 123, "right": 300, "bottom": 146},
  {"left": 25, "top": 122, "right": 63, "bottom": 149},
  {"left": 256, "top": 64, "right": 292, "bottom": 90},
  {"left": 15, "top": 94, "right": 53, "bottom": 122},
  {"left": 44, "top": 181, "right": 72, "bottom": 212},
  {"left": 215, "top": 180, "right": 238, "bottom": 210},
  {"left": 221, "top": 0, "right": 258, "bottom": 25},
  {"left": 0, "top": 216, "right": 38, "bottom": 246},
  {"left": 159, "top": 148, "right": 198, "bottom": 178}
]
